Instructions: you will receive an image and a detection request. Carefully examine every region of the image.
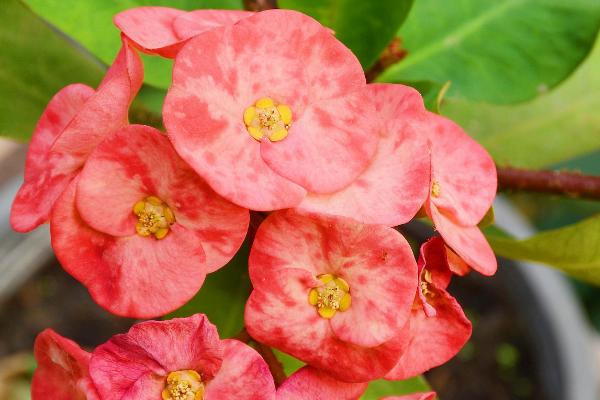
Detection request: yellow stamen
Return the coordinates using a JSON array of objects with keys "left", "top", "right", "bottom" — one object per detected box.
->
[
  {"left": 133, "top": 196, "right": 175, "bottom": 240},
  {"left": 431, "top": 181, "right": 441, "bottom": 198},
  {"left": 308, "top": 273, "right": 352, "bottom": 319},
  {"left": 243, "top": 97, "right": 293, "bottom": 142},
  {"left": 420, "top": 269, "right": 434, "bottom": 298},
  {"left": 162, "top": 370, "right": 204, "bottom": 400}
]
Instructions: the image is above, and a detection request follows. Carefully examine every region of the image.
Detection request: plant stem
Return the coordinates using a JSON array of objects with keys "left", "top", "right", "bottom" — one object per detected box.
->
[
  {"left": 497, "top": 167, "right": 600, "bottom": 200},
  {"left": 243, "top": 0, "right": 278, "bottom": 11},
  {"left": 254, "top": 342, "right": 287, "bottom": 387}
]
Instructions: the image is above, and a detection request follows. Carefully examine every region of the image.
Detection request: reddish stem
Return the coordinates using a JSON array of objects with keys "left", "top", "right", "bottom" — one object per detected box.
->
[
  {"left": 254, "top": 342, "right": 287, "bottom": 387},
  {"left": 497, "top": 167, "right": 600, "bottom": 200},
  {"left": 243, "top": 0, "right": 278, "bottom": 11}
]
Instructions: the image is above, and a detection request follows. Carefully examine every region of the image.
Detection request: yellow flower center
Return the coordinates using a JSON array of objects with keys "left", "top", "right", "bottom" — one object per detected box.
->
[
  {"left": 243, "top": 97, "right": 292, "bottom": 142},
  {"left": 132, "top": 196, "right": 175, "bottom": 240},
  {"left": 308, "top": 274, "right": 351, "bottom": 319},
  {"left": 431, "top": 181, "right": 441, "bottom": 198},
  {"left": 420, "top": 269, "right": 434, "bottom": 299},
  {"left": 162, "top": 370, "right": 205, "bottom": 400}
]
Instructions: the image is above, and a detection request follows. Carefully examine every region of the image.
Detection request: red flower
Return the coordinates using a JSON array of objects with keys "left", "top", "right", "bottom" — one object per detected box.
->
[
  {"left": 32, "top": 329, "right": 100, "bottom": 400},
  {"left": 11, "top": 39, "right": 142, "bottom": 232},
  {"left": 164, "top": 10, "right": 378, "bottom": 210},
  {"left": 423, "top": 114, "right": 497, "bottom": 275},
  {"left": 51, "top": 125, "right": 248, "bottom": 318},
  {"left": 297, "top": 83, "right": 430, "bottom": 226},
  {"left": 276, "top": 367, "right": 367, "bottom": 400},
  {"left": 114, "top": 7, "right": 251, "bottom": 58},
  {"left": 89, "top": 314, "right": 275, "bottom": 399},
  {"left": 245, "top": 210, "right": 416, "bottom": 382},
  {"left": 385, "top": 237, "right": 471, "bottom": 380}
]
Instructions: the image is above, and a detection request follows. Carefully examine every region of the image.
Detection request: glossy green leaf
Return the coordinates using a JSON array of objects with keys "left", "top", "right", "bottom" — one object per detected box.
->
[
  {"left": 378, "top": 0, "right": 600, "bottom": 103},
  {"left": 487, "top": 214, "right": 600, "bottom": 285},
  {"left": 361, "top": 377, "right": 432, "bottom": 399},
  {"left": 442, "top": 33, "right": 600, "bottom": 168},
  {"left": 166, "top": 240, "right": 251, "bottom": 338},
  {"left": 23, "top": 0, "right": 244, "bottom": 89},
  {"left": 279, "top": 0, "right": 414, "bottom": 69},
  {"left": 0, "top": 0, "right": 104, "bottom": 140}
]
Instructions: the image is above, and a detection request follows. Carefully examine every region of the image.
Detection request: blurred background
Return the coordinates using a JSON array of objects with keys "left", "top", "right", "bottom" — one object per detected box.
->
[{"left": 1, "top": 0, "right": 600, "bottom": 399}]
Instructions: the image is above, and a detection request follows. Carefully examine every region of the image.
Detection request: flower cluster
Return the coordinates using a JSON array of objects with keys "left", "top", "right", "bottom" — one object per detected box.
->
[{"left": 15, "top": 6, "right": 498, "bottom": 399}]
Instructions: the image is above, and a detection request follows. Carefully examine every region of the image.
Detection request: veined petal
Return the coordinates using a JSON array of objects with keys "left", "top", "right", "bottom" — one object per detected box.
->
[{"left": 276, "top": 367, "right": 367, "bottom": 400}]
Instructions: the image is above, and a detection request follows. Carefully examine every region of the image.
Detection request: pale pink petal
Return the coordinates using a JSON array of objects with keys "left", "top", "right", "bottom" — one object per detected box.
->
[
  {"left": 205, "top": 339, "right": 275, "bottom": 400},
  {"left": 261, "top": 88, "right": 379, "bottom": 193},
  {"left": 249, "top": 210, "right": 416, "bottom": 347},
  {"left": 429, "top": 204, "right": 497, "bottom": 276},
  {"left": 276, "top": 367, "right": 367, "bottom": 400},
  {"left": 76, "top": 125, "right": 249, "bottom": 273},
  {"left": 173, "top": 10, "right": 253, "bottom": 40},
  {"left": 426, "top": 113, "right": 496, "bottom": 226},
  {"left": 381, "top": 393, "right": 437, "bottom": 400},
  {"left": 10, "top": 84, "right": 94, "bottom": 232},
  {"left": 51, "top": 40, "right": 143, "bottom": 159},
  {"left": 114, "top": 6, "right": 185, "bottom": 58},
  {"left": 51, "top": 179, "right": 207, "bottom": 318},
  {"left": 298, "top": 84, "right": 430, "bottom": 225},
  {"left": 90, "top": 315, "right": 223, "bottom": 399},
  {"left": 32, "top": 329, "right": 100, "bottom": 400},
  {"left": 165, "top": 9, "right": 365, "bottom": 209},
  {"left": 246, "top": 268, "right": 407, "bottom": 382},
  {"left": 385, "top": 291, "right": 471, "bottom": 380}
]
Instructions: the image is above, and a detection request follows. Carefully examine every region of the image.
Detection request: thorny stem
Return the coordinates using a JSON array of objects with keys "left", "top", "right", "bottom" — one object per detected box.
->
[
  {"left": 243, "top": 0, "right": 278, "bottom": 11},
  {"left": 235, "top": 328, "right": 287, "bottom": 386},
  {"left": 497, "top": 167, "right": 600, "bottom": 200}
]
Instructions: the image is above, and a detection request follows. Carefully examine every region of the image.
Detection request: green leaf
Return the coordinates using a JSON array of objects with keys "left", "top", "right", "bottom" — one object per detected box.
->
[
  {"left": 487, "top": 214, "right": 600, "bottom": 285},
  {"left": 166, "top": 239, "right": 251, "bottom": 338},
  {"left": 378, "top": 0, "right": 600, "bottom": 103},
  {"left": 442, "top": 33, "right": 600, "bottom": 169},
  {"left": 279, "top": 0, "right": 414, "bottom": 69},
  {"left": 361, "top": 377, "right": 432, "bottom": 399},
  {"left": 0, "top": 0, "right": 104, "bottom": 140},
  {"left": 23, "top": 0, "right": 244, "bottom": 89}
]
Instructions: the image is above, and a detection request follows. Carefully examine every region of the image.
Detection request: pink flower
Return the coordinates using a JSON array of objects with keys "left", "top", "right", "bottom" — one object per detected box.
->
[
  {"left": 297, "top": 83, "right": 430, "bottom": 226},
  {"left": 244, "top": 210, "right": 417, "bottom": 382},
  {"left": 385, "top": 237, "right": 471, "bottom": 380},
  {"left": 51, "top": 125, "right": 248, "bottom": 318},
  {"left": 423, "top": 113, "right": 497, "bottom": 275},
  {"left": 276, "top": 367, "right": 367, "bottom": 400},
  {"left": 10, "top": 39, "right": 142, "bottom": 232},
  {"left": 164, "top": 9, "right": 379, "bottom": 210},
  {"left": 115, "top": 7, "right": 251, "bottom": 58},
  {"left": 89, "top": 314, "right": 275, "bottom": 400},
  {"left": 31, "top": 329, "right": 100, "bottom": 400}
]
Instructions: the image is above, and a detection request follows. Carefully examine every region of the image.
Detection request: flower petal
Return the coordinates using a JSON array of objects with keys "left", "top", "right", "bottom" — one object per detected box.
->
[
  {"left": 76, "top": 125, "right": 249, "bottom": 272},
  {"left": 261, "top": 87, "right": 379, "bottom": 193},
  {"left": 114, "top": 6, "right": 185, "bottom": 57},
  {"left": 204, "top": 339, "right": 276, "bottom": 400},
  {"left": 276, "top": 366, "right": 367, "bottom": 400},
  {"left": 426, "top": 113, "right": 496, "bottom": 226},
  {"left": 10, "top": 84, "right": 94, "bottom": 232},
  {"left": 32, "top": 329, "right": 100, "bottom": 400},
  {"left": 51, "top": 179, "right": 207, "bottom": 318},
  {"left": 385, "top": 290, "right": 471, "bottom": 380},
  {"left": 246, "top": 267, "right": 407, "bottom": 382},
  {"left": 298, "top": 83, "right": 430, "bottom": 225},
  {"left": 90, "top": 315, "right": 223, "bottom": 399},
  {"left": 173, "top": 9, "right": 252, "bottom": 40},
  {"left": 429, "top": 203, "right": 497, "bottom": 276}
]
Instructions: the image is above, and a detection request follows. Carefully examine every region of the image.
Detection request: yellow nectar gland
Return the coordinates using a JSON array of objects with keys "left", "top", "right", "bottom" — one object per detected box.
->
[
  {"left": 308, "top": 274, "right": 351, "bottom": 319},
  {"left": 431, "top": 181, "right": 441, "bottom": 198},
  {"left": 162, "top": 370, "right": 205, "bottom": 400},
  {"left": 133, "top": 196, "right": 175, "bottom": 240},
  {"left": 243, "top": 97, "right": 292, "bottom": 142},
  {"left": 420, "top": 269, "right": 434, "bottom": 299}
]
